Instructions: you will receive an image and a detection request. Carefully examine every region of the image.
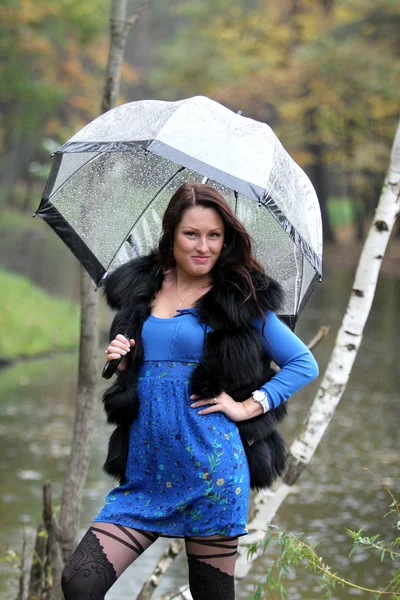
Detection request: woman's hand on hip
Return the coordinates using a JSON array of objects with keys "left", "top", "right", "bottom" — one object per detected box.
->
[{"left": 190, "top": 391, "right": 260, "bottom": 422}]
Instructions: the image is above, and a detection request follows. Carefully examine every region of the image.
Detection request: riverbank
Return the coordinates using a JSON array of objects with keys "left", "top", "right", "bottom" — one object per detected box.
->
[{"left": 0, "top": 269, "right": 79, "bottom": 365}]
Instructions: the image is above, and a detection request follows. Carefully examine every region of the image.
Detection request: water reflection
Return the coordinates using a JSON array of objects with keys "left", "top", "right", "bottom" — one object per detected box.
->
[
  {"left": 0, "top": 217, "right": 80, "bottom": 300},
  {"left": 0, "top": 267, "right": 399, "bottom": 599}
]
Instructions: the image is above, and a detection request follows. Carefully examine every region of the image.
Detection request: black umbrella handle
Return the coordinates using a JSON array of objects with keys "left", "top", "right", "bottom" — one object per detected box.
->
[
  {"left": 102, "top": 357, "right": 122, "bottom": 380},
  {"left": 102, "top": 331, "right": 131, "bottom": 380}
]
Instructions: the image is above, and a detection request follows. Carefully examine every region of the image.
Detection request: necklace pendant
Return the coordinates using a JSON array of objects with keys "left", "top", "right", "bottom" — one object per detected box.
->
[{"left": 178, "top": 301, "right": 182, "bottom": 308}]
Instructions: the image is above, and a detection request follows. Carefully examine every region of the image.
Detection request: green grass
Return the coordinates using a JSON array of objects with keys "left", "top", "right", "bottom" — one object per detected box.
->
[
  {"left": 0, "top": 268, "right": 80, "bottom": 360},
  {"left": 0, "top": 208, "right": 37, "bottom": 232},
  {"left": 327, "top": 196, "right": 358, "bottom": 228}
]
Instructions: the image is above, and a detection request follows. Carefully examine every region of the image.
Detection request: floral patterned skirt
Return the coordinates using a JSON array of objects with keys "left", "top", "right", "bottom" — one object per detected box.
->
[{"left": 94, "top": 361, "right": 250, "bottom": 537}]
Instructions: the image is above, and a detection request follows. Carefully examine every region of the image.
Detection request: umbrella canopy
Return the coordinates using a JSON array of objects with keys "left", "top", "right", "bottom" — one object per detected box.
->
[{"left": 36, "top": 95, "right": 322, "bottom": 326}]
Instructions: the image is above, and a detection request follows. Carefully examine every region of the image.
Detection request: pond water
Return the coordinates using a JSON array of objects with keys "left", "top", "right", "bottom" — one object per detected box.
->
[{"left": 0, "top": 232, "right": 399, "bottom": 599}]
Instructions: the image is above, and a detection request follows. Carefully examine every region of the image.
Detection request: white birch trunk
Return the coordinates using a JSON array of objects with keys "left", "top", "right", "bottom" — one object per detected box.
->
[
  {"left": 152, "top": 122, "right": 400, "bottom": 597},
  {"left": 235, "top": 119, "right": 400, "bottom": 577}
]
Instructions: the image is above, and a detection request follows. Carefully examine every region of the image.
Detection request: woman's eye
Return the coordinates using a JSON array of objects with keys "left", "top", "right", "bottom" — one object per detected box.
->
[
  {"left": 209, "top": 233, "right": 220, "bottom": 238},
  {"left": 185, "top": 231, "right": 196, "bottom": 237}
]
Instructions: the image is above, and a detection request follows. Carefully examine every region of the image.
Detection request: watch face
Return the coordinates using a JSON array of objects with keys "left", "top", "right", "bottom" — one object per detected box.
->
[{"left": 253, "top": 390, "right": 266, "bottom": 402}]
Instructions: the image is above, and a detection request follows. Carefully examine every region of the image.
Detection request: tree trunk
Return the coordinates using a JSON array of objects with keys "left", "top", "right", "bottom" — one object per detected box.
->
[
  {"left": 234, "top": 119, "right": 400, "bottom": 578},
  {"left": 305, "top": 108, "right": 335, "bottom": 243},
  {"left": 59, "top": 0, "right": 137, "bottom": 567},
  {"left": 0, "top": 124, "right": 37, "bottom": 209},
  {"left": 25, "top": 2, "right": 146, "bottom": 599},
  {"left": 58, "top": 267, "right": 99, "bottom": 563},
  {"left": 154, "top": 120, "right": 400, "bottom": 597},
  {"left": 101, "top": 0, "right": 149, "bottom": 114}
]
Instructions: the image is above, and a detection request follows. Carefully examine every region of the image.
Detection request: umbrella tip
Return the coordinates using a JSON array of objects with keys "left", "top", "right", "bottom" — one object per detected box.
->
[{"left": 32, "top": 212, "right": 37, "bottom": 218}]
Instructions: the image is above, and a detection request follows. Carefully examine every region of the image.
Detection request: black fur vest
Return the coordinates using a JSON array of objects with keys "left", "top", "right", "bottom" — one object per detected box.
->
[{"left": 102, "top": 251, "right": 288, "bottom": 490}]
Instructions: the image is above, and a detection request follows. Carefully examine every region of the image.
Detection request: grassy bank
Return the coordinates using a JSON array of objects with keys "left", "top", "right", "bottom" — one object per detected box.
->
[{"left": 0, "top": 269, "right": 79, "bottom": 361}]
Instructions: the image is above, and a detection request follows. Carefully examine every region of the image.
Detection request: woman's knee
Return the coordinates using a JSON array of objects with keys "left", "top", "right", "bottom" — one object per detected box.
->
[{"left": 188, "top": 558, "right": 235, "bottom": 600}]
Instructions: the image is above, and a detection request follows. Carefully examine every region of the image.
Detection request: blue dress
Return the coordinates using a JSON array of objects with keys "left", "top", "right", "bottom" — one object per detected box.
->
[{"left": 94, "top": 309, "right": 319, "bottom": 538}]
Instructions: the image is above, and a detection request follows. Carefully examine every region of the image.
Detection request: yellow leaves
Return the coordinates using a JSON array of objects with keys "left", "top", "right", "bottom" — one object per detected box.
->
[
  {"left": 290, "top": 148, "right": 315, "bottom": 169},
  {"left": 122, "top": 62, "right": 140, "bottom": 86},
  {"left": 295, "top": 13, "right": 322, "bottom": 43},
  {"left": 0, "top": 0, "right": 57, "bottom": 28},
  {"left": 44, "top": 118, "right": 63, "bottom": 137},
  {"left": 280, "top": 101, "right": 304, "bottom": 122},
  {"left": 334, "top": 4, "right": 359, "bottom": 25},
  {"left": 18, "top": 32, "right": 53, "bottom": 57},
  {"left": 369, "top": 96, "right": 399, "bottom": 121}
]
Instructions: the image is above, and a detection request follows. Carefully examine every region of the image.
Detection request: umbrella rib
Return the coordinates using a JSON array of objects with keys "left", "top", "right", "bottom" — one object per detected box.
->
[
  {"left": 107, "top": 165, "right": 186, "bottom": 271},
  {"left": 48, "top": 152, "right": 108, "bottom": 201}
]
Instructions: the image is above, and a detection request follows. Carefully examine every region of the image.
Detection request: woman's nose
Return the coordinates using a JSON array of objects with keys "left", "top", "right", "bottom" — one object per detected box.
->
[{"left": 196, "top": 237, "right": 209, "bottom": 253}]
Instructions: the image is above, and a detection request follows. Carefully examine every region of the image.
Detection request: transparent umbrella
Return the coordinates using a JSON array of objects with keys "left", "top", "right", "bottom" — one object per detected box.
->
[{"left": 35, "top": 95, "right": 322, "bottom": 327}]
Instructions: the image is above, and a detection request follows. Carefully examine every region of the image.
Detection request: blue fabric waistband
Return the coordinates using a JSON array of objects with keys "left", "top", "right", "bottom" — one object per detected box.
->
[{"left": 138, "top": 360, "right": 198, "bottom": 379}]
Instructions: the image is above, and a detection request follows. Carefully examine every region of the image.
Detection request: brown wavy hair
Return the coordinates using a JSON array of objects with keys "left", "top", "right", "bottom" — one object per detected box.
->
[{"left": 158, "top": 182, "right": 264, "bottom": 303}]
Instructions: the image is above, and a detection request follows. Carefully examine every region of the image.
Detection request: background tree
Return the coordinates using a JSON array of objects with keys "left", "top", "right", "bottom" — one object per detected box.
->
[
  {"left": 23, "top": 2, "right": 146, "bottom": 599},
  {"left": 0, "top": 0, "right": 137, "bottom": 209},
  {"left": 147, "top": 0, "right": 400, "bottom": 243}
]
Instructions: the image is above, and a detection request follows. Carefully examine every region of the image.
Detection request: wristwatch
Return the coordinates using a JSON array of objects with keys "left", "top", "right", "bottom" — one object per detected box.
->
[{"left": 251, "top": 390, "right": 270, "bottom": 413}]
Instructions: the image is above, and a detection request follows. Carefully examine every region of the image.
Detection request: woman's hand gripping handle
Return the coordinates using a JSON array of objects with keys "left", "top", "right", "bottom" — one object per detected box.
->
[{"left": 101, "top": 334, "right": 135, "bottom": 380}]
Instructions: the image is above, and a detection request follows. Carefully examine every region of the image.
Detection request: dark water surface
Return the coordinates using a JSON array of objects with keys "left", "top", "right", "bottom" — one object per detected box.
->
[{"left": 0, "top": 244, "right": 399, "bottom": 598}]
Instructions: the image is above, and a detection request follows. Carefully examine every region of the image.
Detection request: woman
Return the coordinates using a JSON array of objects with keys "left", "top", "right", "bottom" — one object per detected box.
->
[{"left": 61, "top": 183, "right": 318, "bottom": 600}]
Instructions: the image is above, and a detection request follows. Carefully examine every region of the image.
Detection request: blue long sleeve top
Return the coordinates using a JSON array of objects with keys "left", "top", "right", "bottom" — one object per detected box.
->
[
  {"left": 142, "top": 308, "right": 319, "bottom": 410},
  {"left": 252, "top": 311, "right": 319, "bottom": 409}
]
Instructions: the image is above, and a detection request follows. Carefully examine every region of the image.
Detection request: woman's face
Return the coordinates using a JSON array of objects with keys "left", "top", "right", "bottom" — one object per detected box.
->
[{"left": 173, "top": 206, "right": 225, "bottom": 277}]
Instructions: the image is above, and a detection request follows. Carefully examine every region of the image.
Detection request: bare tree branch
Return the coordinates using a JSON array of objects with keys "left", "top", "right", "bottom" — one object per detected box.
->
[
  {"left": 136, "top": 539, "right": 184, "bottom": 600},
  {"left": 156, "top": 585, "right": 191, "bottom": 600},
  {"left": 128, "top": 0, "right": 150, "bottom": 26},
  {"left": 307, "top": 326, "right": 330, "bottom": 350}
]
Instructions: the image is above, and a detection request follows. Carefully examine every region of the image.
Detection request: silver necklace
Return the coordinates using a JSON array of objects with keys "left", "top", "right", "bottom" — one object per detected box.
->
[{"left": 176, "top": 281, "right": 209, "bottom": 308}]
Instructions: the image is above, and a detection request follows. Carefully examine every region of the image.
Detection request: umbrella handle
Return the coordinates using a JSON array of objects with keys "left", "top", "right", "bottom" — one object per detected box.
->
[{"left": 102, "top": 357, "right": 122, "bottom": 380}]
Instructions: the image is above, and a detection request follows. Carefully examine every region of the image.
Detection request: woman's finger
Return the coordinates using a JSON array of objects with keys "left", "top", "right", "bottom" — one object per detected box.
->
[
  {"left": 109, "top": 339, "right": 130, "bottom": 351},
  {"left": 107, "top": 343, "right": 128, "bottom": 356},
  {"left": 115, "top": 334, "right": 129, "bottom": 344},
  {"left": 197, "top": 405, "right": 222, "bottom": 415},
  {"left": 190, "top": 398, "right": 218, "bottom": 408},
  {"left": 107, "top": 353, "right": 124, "bottom": 361}
]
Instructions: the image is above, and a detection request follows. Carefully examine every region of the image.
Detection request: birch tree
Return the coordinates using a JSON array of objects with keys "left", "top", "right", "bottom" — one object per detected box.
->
[
  {"left": 234, "top": 118, "right": 400, "bottom": 578},
  {"left": 140, "top": 121, "right": 400, "bottom": 599}
]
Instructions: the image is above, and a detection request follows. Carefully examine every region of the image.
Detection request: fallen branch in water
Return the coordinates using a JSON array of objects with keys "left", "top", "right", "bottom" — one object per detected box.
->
[{"left": 136, "top": 539, "right": 185, "bottom": 600}]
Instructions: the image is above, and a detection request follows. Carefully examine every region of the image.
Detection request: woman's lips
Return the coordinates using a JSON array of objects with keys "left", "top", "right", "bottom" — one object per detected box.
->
[{"left": 192, "top": 256, "right": 210, "bottom": 263}]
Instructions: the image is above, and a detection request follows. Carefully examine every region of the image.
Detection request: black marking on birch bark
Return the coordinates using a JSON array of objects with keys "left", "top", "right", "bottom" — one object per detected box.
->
[
  {"left": 328, "top": 382, "right": 344, "bottom": 395},
  {"left": 374, "top": 220, "right": 389, "bottom": 232},
  {"left": 375, "top": 255, "right": 383, "bottom": 259},
  {"left": 344, "top": 330, "right": 357, "bottom": 336},
  {"left": 283, "top": 455, "right": 307, "bottom": 486},
  {"left": 347, "top": 343, "right": 356, "bottom": 351},
  {"left": 353, "top": 289, "right": 364, "bottom": 297}
]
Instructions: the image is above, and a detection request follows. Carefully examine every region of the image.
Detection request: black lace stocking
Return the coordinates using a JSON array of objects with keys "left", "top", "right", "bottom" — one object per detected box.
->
[
  {"left": 185, "top": 535, "right": 238, "bottom": 600},
  {"left": 61, "top": 524, "right": 158, "bottom": 599}
]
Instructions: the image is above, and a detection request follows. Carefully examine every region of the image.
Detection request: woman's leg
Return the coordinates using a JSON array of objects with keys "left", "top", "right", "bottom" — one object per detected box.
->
[
  {"left": 61, "top": 522, "right": 159, "bottom": 600},
  {"left": 185, "top": 534, "right": 238, "bottom": 600}
]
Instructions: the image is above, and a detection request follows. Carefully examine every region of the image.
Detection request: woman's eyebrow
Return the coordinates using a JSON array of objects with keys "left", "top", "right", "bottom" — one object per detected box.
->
[{"left": 182, "top": 227, "right": 223, "bottom": 231}]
